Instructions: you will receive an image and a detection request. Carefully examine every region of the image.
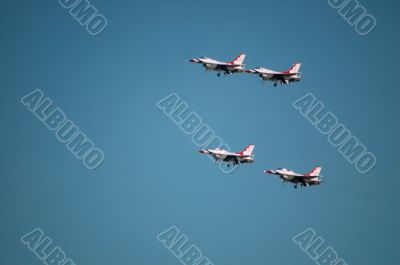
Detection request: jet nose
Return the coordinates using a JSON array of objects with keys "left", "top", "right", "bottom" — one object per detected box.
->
[
  {"left": 189, "top": 58, "right": 198, "bottom": 63},
  {"left": 199, "top": 149, "right": 207, "bottom": 154},
  {"left": 264, "top": 170, "right": 273, "bottom": 174}
]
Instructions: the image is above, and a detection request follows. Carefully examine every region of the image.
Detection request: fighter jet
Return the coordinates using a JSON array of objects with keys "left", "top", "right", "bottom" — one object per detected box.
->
[
  {"left": 264, "top": 166, "right": 322, "bottom": 189},
  {"left": 199, "top": 144, "right": 255, "bottom": 167},
  {"left": 246, "top": 63, "right": 301, "bottom": 86},
  {"left": 189, "top": 53, "right": 246, "bottom": 76}
]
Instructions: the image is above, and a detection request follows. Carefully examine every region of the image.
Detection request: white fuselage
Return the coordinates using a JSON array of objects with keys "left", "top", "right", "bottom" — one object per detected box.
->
[
  {"left": 255, "top": 67, "right": 301, "bottom": 82},
  {"left": 190, "top": 57, "right": 245, "bottom": 73},
  {"left": 200, "top": 148, "right": 254, "bottom": 165},
  {"left": 266, "top": 168, "right": 321, "bottom": 186}
]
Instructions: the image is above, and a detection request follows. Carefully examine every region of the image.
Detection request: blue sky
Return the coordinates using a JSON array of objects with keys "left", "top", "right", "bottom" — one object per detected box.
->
[{"left": 1, "top": 0, "right": 399, "bottom": 265}]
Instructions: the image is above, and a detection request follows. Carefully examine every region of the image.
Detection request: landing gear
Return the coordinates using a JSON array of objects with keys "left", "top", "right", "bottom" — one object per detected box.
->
[
  {"left": 294, "top": 185, "right": 298, "bottom": 189},
  {"left": 273, "top": 83, "right": 277, "bottom": 87},
  {"left": 227, "top": 163, "right": 237, "bottom": 168},
  {"left": 226, "top": 161, "right": 240, "bottom": 168},
  {"left": 217, "top": 72, "right": 221, "bottom": 77}
]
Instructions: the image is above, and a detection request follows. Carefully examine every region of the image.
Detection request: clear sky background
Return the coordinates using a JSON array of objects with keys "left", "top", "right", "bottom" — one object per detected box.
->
[{"left": 1, "top": 0, "right": 399, "bottom": 264}]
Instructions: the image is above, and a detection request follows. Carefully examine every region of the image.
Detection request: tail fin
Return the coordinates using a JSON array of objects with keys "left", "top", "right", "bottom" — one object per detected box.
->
[
  {"left": 287, "top": 63, "right": 301, "bottom": 74},
  {"left": 240, "top": 144, "right": 255, "bottom": 156},
  {"left": 228, "top": 53, "right": 246, "bottom": 65},
  {"left": 309, "top": 166, "right": 322, "bottom": 176}
]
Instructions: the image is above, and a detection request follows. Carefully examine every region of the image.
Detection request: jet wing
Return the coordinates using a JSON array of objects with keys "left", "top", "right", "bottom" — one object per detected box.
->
[
  {"left": 246, "top": 69, "right": 298, "bottom": 76},
  {"left": 282, "top": 173, "right": 305, "bottom": 177},
  {"left": 292, "top": 175, "right": 318, "bottom": 179},
  {"left": 209, "top": 150, "right": 236, "bottom": 156},
  {"left": 269, "top": 73, "right": 299, "bottom": 78},
  {"left": 246, "top": 68, "right": 281, "bottom": 74},
  {"left": 198, "top": 59, "right": 244, "bottom": 67},
  {"left": 199, "top": 58, "right": 227, "bottom": 65},
  {"left": 267, "top": 170, "right": 304, "bottom": 177},
  {"left": 216, "top": 152, "right": 250, "bottom": 157},
  {"left": 208, "top": 63, "right": 244, "bottom": 67},
  {"left": 230, "top": 153, "right": 254, "bottom": 158},
  {"left": 225, "top": 152, "right": 242, "bottom": 157}
]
